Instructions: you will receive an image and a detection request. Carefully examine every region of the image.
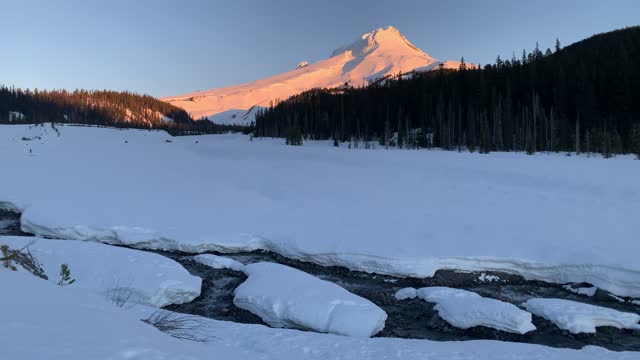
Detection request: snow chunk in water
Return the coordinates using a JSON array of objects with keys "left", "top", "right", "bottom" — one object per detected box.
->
[
  {"left": 394, "top": 287, "right": 417, "bottom": 300},
  {"left": 234, "top": 262, "right": 387, "bottom": 337},
  {"left": 1, "top": 237, "right": 201, "bottom": 307},
  {"left": 193, "top": 254, "right": 245, "bottom": 272},
  {"left": 563, "top": 284, "right": 597, "bottom": 297},
  {"left": 523, "top": 298, "right": 640, "bottom": 334},
  {"left": 478, "top": 273, "right": 500, "bottom": 283},
  {"left": 396, "top": 287, "right": 536, "bottom": 334}
]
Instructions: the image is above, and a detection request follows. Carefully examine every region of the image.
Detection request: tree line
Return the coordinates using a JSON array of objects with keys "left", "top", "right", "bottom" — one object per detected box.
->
[
  {"left": 0, "top": 87, "right": 251, "bottom": 136},
  {"left": 255, "top": 27, "right": 640, "bottom": 158}
]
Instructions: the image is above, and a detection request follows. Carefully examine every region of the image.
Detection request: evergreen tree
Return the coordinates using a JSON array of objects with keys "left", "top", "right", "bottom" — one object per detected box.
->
[
  {"left": 285, "top": 127, "right": 303, "bottom": 146},
  {"left": 254, "top": 27, "right": 640, "bottom": 158},
  {"left": 58, "top": 263, "right": 75, "bottom": 286}
]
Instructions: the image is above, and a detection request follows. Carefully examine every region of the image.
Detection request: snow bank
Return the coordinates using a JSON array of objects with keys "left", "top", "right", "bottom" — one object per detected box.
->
[
  {"left": 0, "top": 268, "right": 219, "bottom": 360},
  {"left": 0, "top": 236, "right": 201, "bottom": 307},
  {"left": 523, "top": 298, "right": 640, "bottom": 334},
  {"left": 2, "top": 267, "right": 639, "bottom": 360},
  {"left": 397, "top": 287, "right": 536, "bottom": 334},
  {"left": 234, "top": 262, "right": 387, "bottom": 337},
  {"left": 193, "top": 254, "right": 245, "bottom": 272},
  {"left": 1, "top": 125, "right": 640, "bottom": 298}
]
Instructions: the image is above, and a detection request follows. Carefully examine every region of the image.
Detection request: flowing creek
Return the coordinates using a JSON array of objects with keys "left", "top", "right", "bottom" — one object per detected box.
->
[{"left": 1, "top": 209, "right": 639, "bottom": 351}]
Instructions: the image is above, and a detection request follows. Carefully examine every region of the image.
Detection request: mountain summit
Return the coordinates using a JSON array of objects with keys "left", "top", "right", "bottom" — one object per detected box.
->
[
  {"left": 163, "top": 26, "right": 463, "bottom": 124},
  {"left": 330, "top": 26, "right": 429, "bottom": 58}
]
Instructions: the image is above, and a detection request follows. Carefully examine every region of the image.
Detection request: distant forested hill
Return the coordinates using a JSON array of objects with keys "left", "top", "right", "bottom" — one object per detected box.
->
[
  {"left": 255, "top": 26, "right": 640, "bottom": 157},
  {"left": 0, "top": 87, "right": 248, "bottom": 135}
]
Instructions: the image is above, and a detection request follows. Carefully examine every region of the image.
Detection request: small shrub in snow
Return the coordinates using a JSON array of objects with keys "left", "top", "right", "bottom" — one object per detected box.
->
[
  {"left": 1, "top": 243, "right": 47, "bottom": 279},
  {"left": 142, "top": 309, "right": 213, "bottom": 342},
  {"left": 1, "top": 245, "right": 17, "bottom": 271},
  {"left": 107, "top": 280, "right": 135, "bottom": 308},
  {"left": 57, "top": 263, "right": 75, "bottom": 286}
]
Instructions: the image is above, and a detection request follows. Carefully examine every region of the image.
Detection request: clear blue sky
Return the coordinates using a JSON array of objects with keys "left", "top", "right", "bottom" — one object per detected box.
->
[{"left": 2, "top": 0, "right": 638, "bottom": 97}]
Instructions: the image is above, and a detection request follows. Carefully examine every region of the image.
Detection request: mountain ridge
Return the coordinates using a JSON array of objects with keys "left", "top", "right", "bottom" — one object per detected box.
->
[{"left": 163, "top": 27, "right": 463, "bottom": 124}]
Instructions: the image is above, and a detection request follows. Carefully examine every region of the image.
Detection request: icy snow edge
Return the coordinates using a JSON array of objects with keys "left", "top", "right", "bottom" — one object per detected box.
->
[
  {"left": 523, "top": 298, "right": 640, "bottom": 334},
  {"left": 11, "top": 208, "right": 640, "bottom": 299}
]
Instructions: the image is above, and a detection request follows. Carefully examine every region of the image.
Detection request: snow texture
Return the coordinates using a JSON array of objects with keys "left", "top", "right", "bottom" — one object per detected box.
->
[
  {"left": 0, "top": 236, "right": 201, "bottom": 307},
  {"left": 193, "top": 253, "right": 245, "bottom": 272},
  {"left": 397, "top": 287, "right": 536, "bottom": 334},
  {"left": 1, "top": 125, "right": 640, "bottom": 298},
  {"left": 234, "top": 262, "right": 388, "bottom": 337},
  {"left": 523, "top": 298, "right": 640, "bottom": 334},
  {"left": 163, "top": 26, "right": 462, "bottom": 123}
]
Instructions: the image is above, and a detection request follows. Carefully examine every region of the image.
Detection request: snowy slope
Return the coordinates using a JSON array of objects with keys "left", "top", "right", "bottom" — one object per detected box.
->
[
  {"left": 1, "top": 125, "right": 640, "bottom": 299},
  {"left": 162, "top": 26, "right": 462, "bottom": 124},
  {"left": 4, "top": 267, "right": 637, "bottom": 360}
]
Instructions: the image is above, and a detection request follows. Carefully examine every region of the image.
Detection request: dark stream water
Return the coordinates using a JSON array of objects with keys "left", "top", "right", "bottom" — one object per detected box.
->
[
  {"left": 1, "top": 209, "right": 639, "bottom": 351},
  {"left": 162, "top": 250, "right": 640, "bottom": 352}
]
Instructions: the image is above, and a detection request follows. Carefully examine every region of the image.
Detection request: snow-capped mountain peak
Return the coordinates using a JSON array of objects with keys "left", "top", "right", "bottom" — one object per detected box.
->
[
  {"left": 330, "top": 26, "right": 430, "bottom": 59},
  {"left": 163, "top": 26, "right": 463, "bottom": 125}
]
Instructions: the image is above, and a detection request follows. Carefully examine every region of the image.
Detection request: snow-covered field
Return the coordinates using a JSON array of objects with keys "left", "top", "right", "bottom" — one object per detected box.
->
[
  {"left": 2, "top": 123, "right": 640, "bottom": 358},
  {"left": 1, "top": 124, "right": 639, "bottom": 298},
  {"left": 0, "top": 125, "right": 640, "bottom": 297}
]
